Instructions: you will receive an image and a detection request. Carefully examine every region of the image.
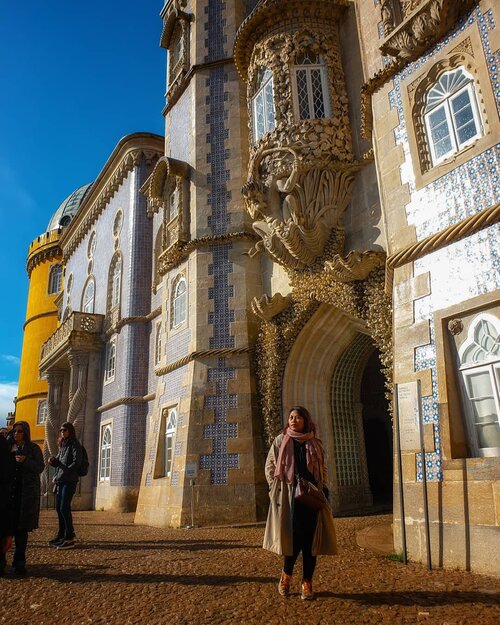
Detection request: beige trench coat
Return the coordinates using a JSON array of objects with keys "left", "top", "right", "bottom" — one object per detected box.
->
[{"left": 262, "top": 433, "right": 338, "bottom": 556}]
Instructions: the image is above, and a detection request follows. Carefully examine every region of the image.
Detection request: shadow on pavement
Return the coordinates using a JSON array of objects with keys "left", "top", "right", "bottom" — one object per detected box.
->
[
  {"left": 324, "top": 591, "right": 500, "bottom": 606},
  {"left": 34, "top": 539, "right": 258, "bottom": 552},
  {"left": 25, "top": 564, "right": 275, "bottom": 586}
]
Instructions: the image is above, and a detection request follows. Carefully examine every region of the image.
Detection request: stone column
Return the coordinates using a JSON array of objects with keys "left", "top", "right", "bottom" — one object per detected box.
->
[
  {"left": 67, "top": 350, "right": 89, "bottom": 438},
  {"left": 44, "top": 370, "right": 65, "bottom": 456}
]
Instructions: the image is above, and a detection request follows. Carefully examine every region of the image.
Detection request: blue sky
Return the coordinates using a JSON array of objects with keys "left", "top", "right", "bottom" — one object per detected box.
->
[{"left": 0, "top": 1, "right": 166, "bottom": 425}]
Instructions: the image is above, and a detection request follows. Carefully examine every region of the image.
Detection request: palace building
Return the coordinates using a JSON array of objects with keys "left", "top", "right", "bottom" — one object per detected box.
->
[{"left": 15, "top": 0, "right": 499, "bottom": 575}]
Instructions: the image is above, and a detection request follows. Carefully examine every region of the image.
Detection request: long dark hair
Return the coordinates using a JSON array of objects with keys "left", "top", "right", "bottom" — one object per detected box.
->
[
  {"left": 282, "top": 405, "right": 316, "bottom": 434},
  {"left": 57, "top": 421, "right": 77, "bottom": 448}
]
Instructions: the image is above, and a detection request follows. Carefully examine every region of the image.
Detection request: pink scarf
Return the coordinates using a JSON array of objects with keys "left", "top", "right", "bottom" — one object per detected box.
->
[{"left": 274, "top": 428, "right": 323, "bottom": 484}]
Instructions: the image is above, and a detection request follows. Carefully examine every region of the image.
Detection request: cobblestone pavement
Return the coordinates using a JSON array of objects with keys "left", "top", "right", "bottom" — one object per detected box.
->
[{"left": 0, "top": 511, "right": 498, "bottom": 625}]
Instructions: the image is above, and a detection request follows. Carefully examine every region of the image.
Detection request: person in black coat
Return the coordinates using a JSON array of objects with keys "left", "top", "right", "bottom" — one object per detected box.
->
[
  {"left": 48, "top": 421, "right": 83, "bottom": 549},
  {"left": 0, "top": 433, "right": 16, "bottom": 576},
  {"left": 7, "top": 421, "right": 44, "bottom": 575}
]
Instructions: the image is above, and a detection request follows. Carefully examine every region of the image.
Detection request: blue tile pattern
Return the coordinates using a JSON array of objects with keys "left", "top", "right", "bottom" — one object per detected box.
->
[
  {"left": 199, "top": 358, "right": 239, "bottom": 485},
  {"left": 389, "top": 8, "right": 500, "bottom": 482}
]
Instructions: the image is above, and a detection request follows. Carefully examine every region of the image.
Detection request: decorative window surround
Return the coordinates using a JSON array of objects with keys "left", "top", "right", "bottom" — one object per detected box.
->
[{"left": 99, "top": 424, "right": 112, "bottom": 481}]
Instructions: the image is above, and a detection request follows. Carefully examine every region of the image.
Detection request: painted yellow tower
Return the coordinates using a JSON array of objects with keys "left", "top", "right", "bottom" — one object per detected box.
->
[{"left": 15, "top": 184, "right": 92, "bottom": 445}]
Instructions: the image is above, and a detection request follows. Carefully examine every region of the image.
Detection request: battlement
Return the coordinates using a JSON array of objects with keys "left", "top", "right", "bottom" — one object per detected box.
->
[{"left": 26, "top": 229, "right": 62, "bottom": 276}]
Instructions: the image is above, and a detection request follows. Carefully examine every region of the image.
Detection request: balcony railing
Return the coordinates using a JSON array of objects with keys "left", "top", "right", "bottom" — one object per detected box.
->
[{"left": 40, "top": 311, "right": 104, "bottom": 368}]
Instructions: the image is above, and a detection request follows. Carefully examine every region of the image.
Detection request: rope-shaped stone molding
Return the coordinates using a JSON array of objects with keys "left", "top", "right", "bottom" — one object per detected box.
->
[
  {"left": 156, "top": 346, "right": 253, "bottom": 376},
  {"left": 105, "top": 306, "right": 162, "bottom": 337},
  {"left": 385, "top": 201, "right": 500, "bottom": 294},
  {"left": 97, "top": 392, "right": 156, "bottom": 414}
]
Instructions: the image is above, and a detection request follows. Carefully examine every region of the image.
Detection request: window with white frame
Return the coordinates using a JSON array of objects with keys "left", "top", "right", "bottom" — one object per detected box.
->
[
  {"left": 99, "top": 424, "right": 112, "bottom": 481},
  {"left": 251, "top": 67, "right": 276, "bottom": 142},
  {"left": 37, "top": 399, "right": 48, "bottom": 425},
  {"left": 155, "top": 322, "right": 163, "bottom": 366},
  {"left": 291, "top": 51, "right": 331, "bottom": 121},
  {"left": 164, "top": 408, "right": 177, "bottom": 477},
  {"left": 171, "top": 275, "right": 187, "bottom": 328},
  {"left": 424, "top": 68, "right": 483, "bottom": 165},
  {"left": 110, "top": 255, "right": 122, "bottom": 309},
  {"left": 459, "top": 314, "right": 500, "bottom": 457},
  {"left": 48, "top": 265, "right": 63, "bottom": 295},
  {"left": 104, "top": 339, "right": 117, "bottom": 383},
  {"left": 82, "top": 278, "right": 95, "bottom": 313}
]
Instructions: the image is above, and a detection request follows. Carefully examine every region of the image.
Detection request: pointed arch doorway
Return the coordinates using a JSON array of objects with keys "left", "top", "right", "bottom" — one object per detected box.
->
[{"left": 282, "top": 303, "right": 392, "bottom": 516}]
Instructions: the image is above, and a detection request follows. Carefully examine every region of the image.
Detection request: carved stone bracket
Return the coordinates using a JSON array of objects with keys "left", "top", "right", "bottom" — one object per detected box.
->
[
  {"left": 324, "top": 251, "right": 386, "bottom": 282},
  {"left": 242, "top": 149, "right": 368, "bottom": 270},
  {"left": 380, "top": 0, "right": 477, "bottom": 60},
  {"left": 251, "top": 293, "right": 293, "bottom": 321}
]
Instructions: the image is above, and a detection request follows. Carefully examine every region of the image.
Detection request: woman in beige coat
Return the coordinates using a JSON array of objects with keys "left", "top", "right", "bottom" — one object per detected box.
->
[{"left": 263, "top": 406, "right": 337, "bottom": 600}]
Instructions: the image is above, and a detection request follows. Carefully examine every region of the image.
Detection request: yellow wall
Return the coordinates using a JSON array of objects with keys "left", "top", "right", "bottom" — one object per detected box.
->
[{"left": 15, "top": 232, "right": 62, "bottom": 443}]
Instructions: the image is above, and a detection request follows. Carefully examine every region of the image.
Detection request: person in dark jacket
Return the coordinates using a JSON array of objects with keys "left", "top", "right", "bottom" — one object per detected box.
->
[
  {"left": 48, "top": 421, "right": 82, "bottom": 549},
  {"left": 6, "top": 420, "right": 44, "bottom": 575},
  {"left": 0, "top": 433, "right": 16, "bottom": 575}
]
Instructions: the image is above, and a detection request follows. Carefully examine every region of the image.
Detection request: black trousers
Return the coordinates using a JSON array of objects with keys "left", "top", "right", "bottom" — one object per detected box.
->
[
  {"left": 56, "top": 482, "right": 77, "bottom": 539},
  {"left": 13, "top": 529, "right": 28, "bottom": 566},
  {"left": 283, "top": 502, "right": 318, "bottom": 580}
]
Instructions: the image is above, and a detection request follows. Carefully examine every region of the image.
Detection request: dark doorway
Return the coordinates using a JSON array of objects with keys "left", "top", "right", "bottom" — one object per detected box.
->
[{"left": 360, "top": 350, "right": 393, "bottom": 509}]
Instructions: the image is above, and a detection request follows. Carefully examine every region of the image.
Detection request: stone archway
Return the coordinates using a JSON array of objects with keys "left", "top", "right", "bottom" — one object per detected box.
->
[{"left": 282, "top": 304, "right": 392, "bottom": 516}]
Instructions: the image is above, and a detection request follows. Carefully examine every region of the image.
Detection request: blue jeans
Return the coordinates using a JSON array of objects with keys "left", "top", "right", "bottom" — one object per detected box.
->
[{"left": 56, "top": 482, "right": 77, "bottom": 540}]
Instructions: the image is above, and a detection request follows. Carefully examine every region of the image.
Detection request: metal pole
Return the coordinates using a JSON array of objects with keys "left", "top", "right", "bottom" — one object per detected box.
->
[
  {"left": 394, "top": 386, "right": 408, "bottom": 564},
  {"left": 417, "top": 379, "right": 432, "bottom": 570}
]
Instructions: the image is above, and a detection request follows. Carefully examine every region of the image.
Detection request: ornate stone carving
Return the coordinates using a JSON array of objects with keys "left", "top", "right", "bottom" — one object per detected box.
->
[
  {"left": 141, "top": 156, "right": 190, "bottom": 253},
  {"left": 256, "top": 266, "right": 393, "bottom": 445},
  {"left": 251, "top": 292, "right": 292, "bottom": 321},
  {"left": 40, "top": 311, "right": 104, "bottom": 371},
  {"left": 380, "top": 0, "right": 477, "bottom": 60},
  {"left": 243, "top": 144, "right": 368, "bottom": 270},
  {"left": 324, "top": 251, "right": 386, "bottom": 282},
  {"left": 448, "top": 318, "right": 464, "bottom": 336}
]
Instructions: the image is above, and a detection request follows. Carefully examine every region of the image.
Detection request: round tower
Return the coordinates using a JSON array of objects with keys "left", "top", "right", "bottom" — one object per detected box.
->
[{"left": 15, "top": 184, "right": 92, "bottom": 445}]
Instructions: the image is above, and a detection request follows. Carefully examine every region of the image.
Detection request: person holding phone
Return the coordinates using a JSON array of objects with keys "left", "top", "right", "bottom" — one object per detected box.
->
[{"left": 7, "top": 421, "right": 44, "bottom": 575}]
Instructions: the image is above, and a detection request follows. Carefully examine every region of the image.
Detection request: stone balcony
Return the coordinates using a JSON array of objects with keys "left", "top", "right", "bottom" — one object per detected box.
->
[{"left": 40, "top": 311, "right": 104, "bottom": 372}]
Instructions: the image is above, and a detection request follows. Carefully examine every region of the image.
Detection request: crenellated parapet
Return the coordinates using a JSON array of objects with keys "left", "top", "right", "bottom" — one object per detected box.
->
[
  {"left": 26, "top": 230, "right": 62, "bottom": 277},
  {"left": 234, "top": 0, "right": 372, "bottom": 272}
]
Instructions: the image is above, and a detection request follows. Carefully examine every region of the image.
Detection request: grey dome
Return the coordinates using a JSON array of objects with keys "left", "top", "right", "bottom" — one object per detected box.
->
[{"left": 46, "top": 183, "right": 93, "bottom": 231}]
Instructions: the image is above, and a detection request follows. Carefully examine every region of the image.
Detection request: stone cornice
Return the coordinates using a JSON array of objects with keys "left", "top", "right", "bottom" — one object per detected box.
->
[
  {"left": 60, "top": 133, "right": 164, "bottom": 262},
  {"left": 234, "top": 0, "right": 349, "bottom": 80},
  {"left": 380, "top": 0, "right": 477, "bottom": 60},
  {"left": 23, "top": 310, "right": 58, "bottom": 330}
]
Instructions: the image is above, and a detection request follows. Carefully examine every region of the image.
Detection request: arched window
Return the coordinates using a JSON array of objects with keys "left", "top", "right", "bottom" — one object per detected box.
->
[
  {"left": 82, "top": 278, "right": 95, "bottom": 313},
  {"left": 251, "top": 67, "right": 276, "bottom": 142},
  {"left": 37, "top": 400, "right": 48, "bottom": 425},
  {"left": 155, "top": 322, "right": 163, "bottom": 366},
  {"left": 292, "top": 51, "right": 331, "bottom": 121},
  {"left": 164, "top": 408, "right": 177, "bottom": 477},
  {"left": 99, "top": 424, "right": 112, "bottom": 481},
  {"left": 110, "top": 255, "right": 122, "bottom": 309},
  {"left": 171, "top": 275, "right": 187, "bottom": 328},
  {"left": 459, "top": 314, "right": 500, "bottom": 457},
  {"left": 424, "top": 68, "right": 482, "bottom": 165},
  {"left": 48, "top": 265, "right": 63, "bottom": 295},
  {"left": 105, "top": 339, "right": 116, "bottom": 383}
]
